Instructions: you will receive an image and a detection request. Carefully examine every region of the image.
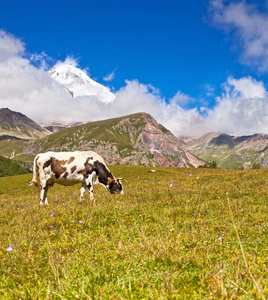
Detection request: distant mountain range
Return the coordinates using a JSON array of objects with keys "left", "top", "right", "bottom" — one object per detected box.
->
[
  {"left": 0, "top": 109, "right": 205, "bottom": 170},
  {"left": 1, "top": 107, "right": 268, "bottom": 170},
  {"left": 180, "top": 132, "right": 268, "bottom": 169},
  {"left": 1, "top": 106, "right": 268, "bottom": 170}
]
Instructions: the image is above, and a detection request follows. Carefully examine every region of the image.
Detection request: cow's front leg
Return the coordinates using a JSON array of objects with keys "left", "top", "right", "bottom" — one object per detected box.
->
[
  {"left": 85, "top": 177, "right": 94, "bottom": 200},
  {"left": 87, "top": 183, "right": 94, "bottom": 200},
  {"left": 80, "top": 184, "right": 86, "bottom": 201},
  {"left": 44, "top": 187, "right": 49, "bottom": 205}
]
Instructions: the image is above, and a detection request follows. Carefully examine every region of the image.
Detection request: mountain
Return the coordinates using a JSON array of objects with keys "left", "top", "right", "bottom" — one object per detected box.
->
[
  {"left": 19, "top": 112, "right": 205, "bottom": 168},
  {"left": 0, "top": 108, "right": 50, "bottom": 140},
  {"left": 180, "top": 132, "right": 268, "bottom": 169},
  {"left": 48, "top": 63, "right": 115, "bottom": 103}
]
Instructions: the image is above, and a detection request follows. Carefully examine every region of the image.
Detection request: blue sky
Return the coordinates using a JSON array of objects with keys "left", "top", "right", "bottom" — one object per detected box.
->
[
  {"left": 1, "top": 0, "right": 268, "bottom": 136},
  {"left": 0, "top": 0, "right": 243, "bottom": 99}
]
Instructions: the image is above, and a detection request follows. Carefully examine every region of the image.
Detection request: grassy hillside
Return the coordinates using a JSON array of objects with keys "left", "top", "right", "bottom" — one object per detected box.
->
[
  {"left": 0, "top": 137, "right": 29, "bottom": 157},
  {"left": 3, "top": 112, "right": 202, "bottom": 169},
  {"left": 0, "top": 156, "right": 29, "bottom": 177},
  {"left": 34, "top": 114, "right": 144, "bottom": 153},
  {"left": 0, "top": 166, "right": 267, "bottom": 299}
]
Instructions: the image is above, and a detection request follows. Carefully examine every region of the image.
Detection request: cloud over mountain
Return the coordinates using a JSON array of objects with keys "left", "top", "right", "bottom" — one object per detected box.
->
[
  {"left": 1, "top": 29, "right": 268, "bottom": 137},
  {"left": 205, "top": 76, "right": 268, "bottom": 136}
]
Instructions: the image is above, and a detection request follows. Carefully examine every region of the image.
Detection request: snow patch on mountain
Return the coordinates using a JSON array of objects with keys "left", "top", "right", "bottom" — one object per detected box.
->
[{"left": 48, "top": 63, "right": 115, "bottom": 103}]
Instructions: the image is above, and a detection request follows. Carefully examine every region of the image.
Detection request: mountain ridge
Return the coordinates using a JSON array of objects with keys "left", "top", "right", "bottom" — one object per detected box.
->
[
  {"left": 2, "top": 107, "right": 268, "bottom": 169},
  {"left": 0, "top": 110, "right": 205, "bottom": 168},
  {"left": 180, "top": 132, "right": 268, "bottom": 168},
  {"left": 0, "top": 108, "right": 51, "bottom": 140},
  {"left": 22, "top": 112, "right": 205, "bottom": 168}
]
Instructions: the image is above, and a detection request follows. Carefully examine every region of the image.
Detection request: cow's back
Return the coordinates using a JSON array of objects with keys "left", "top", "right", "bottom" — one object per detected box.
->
[
  {"left": 37, "top": 151, "right": 107, "bottom": 183},
  {"left": 37, "top": 151, "right": 106, "bottom": 166}
]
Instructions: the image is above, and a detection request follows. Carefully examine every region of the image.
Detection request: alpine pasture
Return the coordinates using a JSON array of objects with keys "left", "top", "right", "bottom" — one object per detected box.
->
[{"left": 0, "top": 165, "right": 267, "bottom": 299}]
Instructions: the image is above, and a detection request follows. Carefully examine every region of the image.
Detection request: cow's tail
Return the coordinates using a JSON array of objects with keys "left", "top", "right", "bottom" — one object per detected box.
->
[{"left": 26, "top": 155, "right": 40, "bottom": 188}]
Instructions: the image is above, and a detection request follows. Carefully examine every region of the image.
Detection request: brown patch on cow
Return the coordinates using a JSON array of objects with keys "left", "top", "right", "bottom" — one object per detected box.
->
[
  {"left": 67, "top": 157, "right": 75, "bottom": 164},
  {"left": 45, "top": 157, "right": 67, "bottom": 179},
  {"left": 43, "top": 158, "right": 52, "bottom": 169},
  {"left": 71, "top": 165, "right": 77, "bottom": 173},
  {"left": 107, "top": 177, "right": 114, "bottom": 185},
  {"left": 63, "top": 172, "right": 68, "bottom": 179},
  {"left": 77, "top": 157, "right": 94, "bottom": 178}
]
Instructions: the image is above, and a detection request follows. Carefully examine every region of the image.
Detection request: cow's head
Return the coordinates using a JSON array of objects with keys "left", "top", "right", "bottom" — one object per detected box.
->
[{"left": 108, "top": 178, "right": 124, "bottom": 194}]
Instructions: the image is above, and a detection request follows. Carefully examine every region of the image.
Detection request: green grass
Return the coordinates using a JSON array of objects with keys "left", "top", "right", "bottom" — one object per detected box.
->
[{"left": 0, "top": 166, "right": 267, "bottom": 299}]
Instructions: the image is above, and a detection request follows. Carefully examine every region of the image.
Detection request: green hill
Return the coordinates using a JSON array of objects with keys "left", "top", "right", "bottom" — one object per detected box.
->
[
  {"left": 0, "top": 155, "right": 29, "bottom": 177},
  {"left": 9, "top": 112, "right": 205, "bottom": 169}
]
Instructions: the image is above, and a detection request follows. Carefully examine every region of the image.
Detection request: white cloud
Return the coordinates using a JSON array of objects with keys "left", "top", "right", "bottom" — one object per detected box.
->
[
  {"left": 113, "top": 80, "right": 205, "bottom": 136},
  {"left": 1, "top": 30, "right": 268, "bottom": 137},
  {"left": 204, "top": 84, "right": 215, "bottom": 98},
  {"left": 62, "top": 56, "right": 79, "bottom": 67},
  {"left": 103, "top": 69, "right": 116, "bottom": 82},
  {"left": 206, "top": 76, "right": 268, "bottom": 135},
  {"left": 225, "top": 76, "right": 266, "bottom": 98},
  {"left": 30, "top": 52, "right": 51, "bottom": 70},
  {"left": 170, "top": 91, "right": 193, "bottom": 106},
  {"left": 209, "top": 0, "right": 268, "bottom": 71},
  {"left": 0, "top": 30, "right": 25, "bottom": 61}
]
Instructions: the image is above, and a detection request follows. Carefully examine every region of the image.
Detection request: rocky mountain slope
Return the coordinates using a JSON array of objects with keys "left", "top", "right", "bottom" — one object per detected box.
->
[
  {"left": 48, "top": 63, "right": 115, "bottom": 103},
  {"left": 5, "top": 112, "right": 205, "bottom": 168},
  {"left": 4, "top": 106, "right": 268, "bottom": 169},
  {"left": 180, "top": 132, "right": 268, "bottom": 169},
  {"left": 0, "top": 108, "right": 51, "bottom": 140}
]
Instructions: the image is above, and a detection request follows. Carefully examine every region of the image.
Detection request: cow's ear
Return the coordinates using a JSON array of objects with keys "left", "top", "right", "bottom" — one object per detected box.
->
[{"left": 108, "top": 177, "right": 114, "bottom": 185}]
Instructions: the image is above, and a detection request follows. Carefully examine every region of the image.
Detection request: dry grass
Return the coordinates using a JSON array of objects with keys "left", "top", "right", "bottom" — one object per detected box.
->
[{"left": 0, "top": 165, "right": 267, "bottom": 299}]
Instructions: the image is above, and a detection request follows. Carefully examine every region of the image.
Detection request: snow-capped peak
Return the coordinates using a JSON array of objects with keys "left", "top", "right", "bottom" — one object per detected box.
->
[{"left": 48, "top": 63, "right": 115, "bottom": 103}]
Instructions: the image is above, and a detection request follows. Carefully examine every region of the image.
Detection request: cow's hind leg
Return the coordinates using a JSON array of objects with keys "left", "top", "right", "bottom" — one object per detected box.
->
[
  {"left": 39, "top": 178, "right": 50, "bottom": 205},
  {"left": 40, "top": 186, "right": 49, "bottom": 205}
]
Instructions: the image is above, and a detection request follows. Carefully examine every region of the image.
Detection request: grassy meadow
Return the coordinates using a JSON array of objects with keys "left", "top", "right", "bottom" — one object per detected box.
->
[{"left": 0, "top": 165, "right": 267, "bottom": 299}]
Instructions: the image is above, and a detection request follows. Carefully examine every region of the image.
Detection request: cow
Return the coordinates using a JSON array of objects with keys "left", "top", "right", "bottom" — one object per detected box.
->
[{"left": 27, "top": 151, "right": 123, "bottom": 205}]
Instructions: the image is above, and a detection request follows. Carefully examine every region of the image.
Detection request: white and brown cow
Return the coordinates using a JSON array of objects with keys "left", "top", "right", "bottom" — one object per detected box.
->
[{"left": 27, "top": 151, "right": 123, "bottom": 204}]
